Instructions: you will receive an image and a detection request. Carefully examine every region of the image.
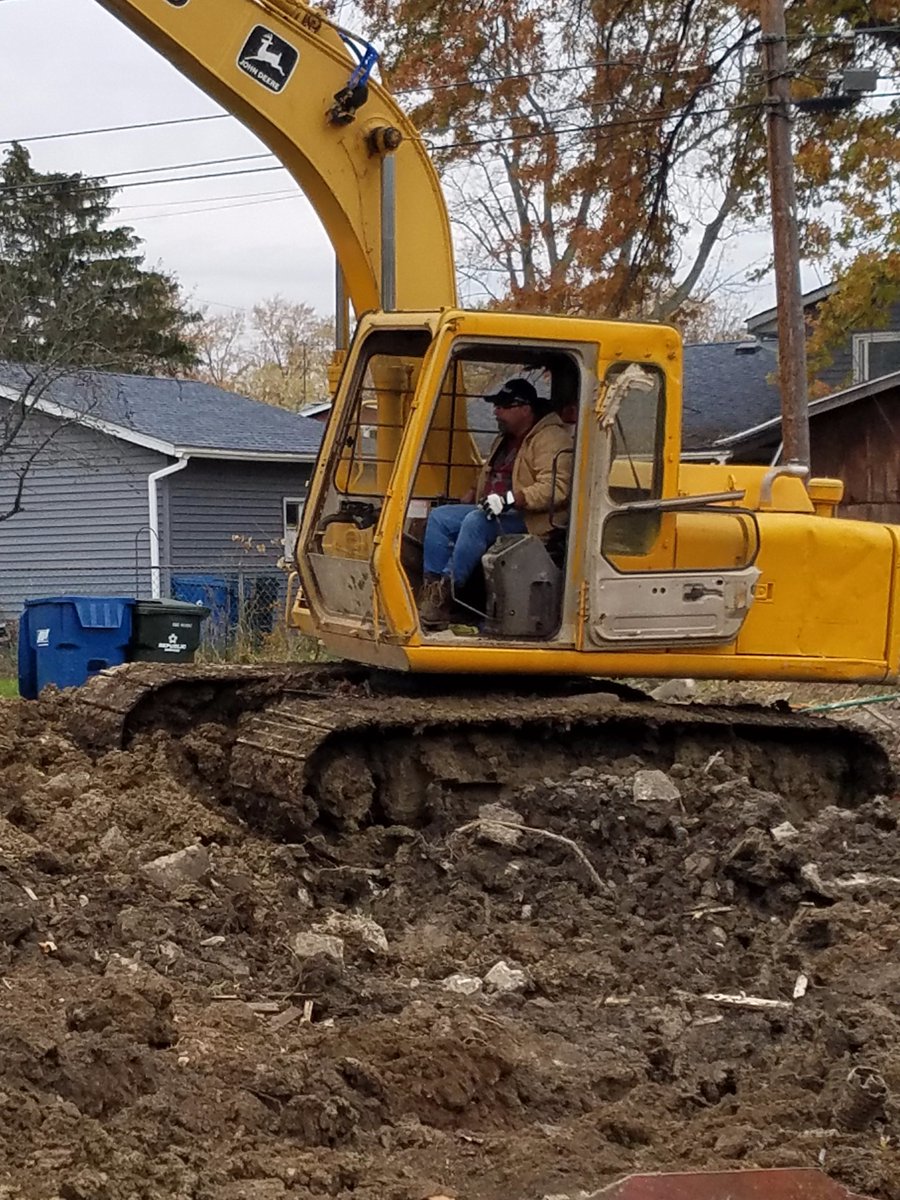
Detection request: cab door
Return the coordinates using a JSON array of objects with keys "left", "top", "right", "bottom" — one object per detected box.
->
[{"left": 584, "top": 362, "right": 761, "bottom": 646}]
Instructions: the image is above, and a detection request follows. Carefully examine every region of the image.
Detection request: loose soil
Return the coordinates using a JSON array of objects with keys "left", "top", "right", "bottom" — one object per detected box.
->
[{"left": 0, "top": 685, "right": 899, "bottom": 1199}]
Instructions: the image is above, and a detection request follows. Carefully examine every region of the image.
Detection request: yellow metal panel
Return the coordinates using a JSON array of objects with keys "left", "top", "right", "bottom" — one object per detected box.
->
[
  {"left": 736, "top": 513, "right": 895, "bottom": 661},
  {"left": 808, "top": 477, "right": 844, "bottom": 516},
  {"left": 678, "top": 464, "right": 814, "bottom": 512},
  {"left": 321, "top": 522, "right": 374, "bottom": 561},
  {"left": 884, "top": 526, "right": 900, "bottom": 678},
  {"left": 395, "top": 643, "right": 890, "bottom": 683},
  {"left": 671, "top": 511, "right": 757, "bottom": 571}
]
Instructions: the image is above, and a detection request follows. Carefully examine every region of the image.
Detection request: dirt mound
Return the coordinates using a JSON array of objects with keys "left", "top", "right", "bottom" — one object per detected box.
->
[{"left": 0, "top": 692, "right": 898, "bottom": 1199}]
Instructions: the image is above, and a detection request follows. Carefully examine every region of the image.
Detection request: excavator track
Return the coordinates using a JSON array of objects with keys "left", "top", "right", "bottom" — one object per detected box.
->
[{"left": 65, "top": 663, "right": 892, "bottom": 841}]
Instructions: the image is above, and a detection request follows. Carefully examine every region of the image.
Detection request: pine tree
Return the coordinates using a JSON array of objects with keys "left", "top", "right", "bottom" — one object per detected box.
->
[{"left": 0, "top": 143, "right": 199, "bottom": 374}]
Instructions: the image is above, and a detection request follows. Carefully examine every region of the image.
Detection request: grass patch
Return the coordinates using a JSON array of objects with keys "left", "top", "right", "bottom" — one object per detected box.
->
[
  {"left": 195, "top": 627, "right": 330, "bottom": 666},
  {"left": 0, "top": 678, "right": 18, "bottom": 698}
]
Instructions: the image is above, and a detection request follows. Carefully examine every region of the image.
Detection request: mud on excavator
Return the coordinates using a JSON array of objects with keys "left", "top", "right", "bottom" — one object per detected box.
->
[{"left": 59, "top": 2, "right": 900, "bottom": 1195}]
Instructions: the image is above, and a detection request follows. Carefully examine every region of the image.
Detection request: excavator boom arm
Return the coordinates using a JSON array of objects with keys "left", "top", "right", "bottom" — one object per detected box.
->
[{"left": 95, "top": 0, "right": 456, "bottom": 315}]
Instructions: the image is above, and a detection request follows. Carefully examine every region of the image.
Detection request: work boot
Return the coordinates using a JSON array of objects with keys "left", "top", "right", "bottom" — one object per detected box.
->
[{"left": 418, "top": 574, "right": 453, "bottom": 630}]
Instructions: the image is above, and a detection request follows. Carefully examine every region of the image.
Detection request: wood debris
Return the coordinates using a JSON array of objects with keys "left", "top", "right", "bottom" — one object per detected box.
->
[{"left": 675, "top": 988, "right": 793, "bottom": 1011}]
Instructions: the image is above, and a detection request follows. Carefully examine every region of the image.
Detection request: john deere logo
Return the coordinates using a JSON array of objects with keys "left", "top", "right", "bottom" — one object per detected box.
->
[{"left": 238, "top": 26, "right": 298, "bottom": 93}]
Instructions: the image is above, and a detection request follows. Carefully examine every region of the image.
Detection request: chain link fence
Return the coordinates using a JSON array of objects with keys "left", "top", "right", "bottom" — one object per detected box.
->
[{"left": 0, "top": 560, "right": 295, "bottom": 656}]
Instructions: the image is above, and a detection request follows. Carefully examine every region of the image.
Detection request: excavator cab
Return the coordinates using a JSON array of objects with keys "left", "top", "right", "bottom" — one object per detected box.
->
[
  {"left": 296, "top": 307, "right": 900, "bottom": 684},
  {"left": 297, "top": 309, "right": 761, "bottom": 667}
]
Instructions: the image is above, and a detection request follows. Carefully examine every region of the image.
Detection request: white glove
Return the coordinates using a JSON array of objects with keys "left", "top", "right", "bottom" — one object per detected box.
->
[{"left": 480, "top": 490, "right": 515, "bottom": 519}]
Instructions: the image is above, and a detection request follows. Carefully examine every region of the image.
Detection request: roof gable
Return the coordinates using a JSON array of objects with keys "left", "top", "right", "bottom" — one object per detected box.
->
[
  {"left": 746, "top": 283, "right": 836, "bottom": 334},
  {"left": 0, "top": 363, "right": 324, "bottom": 460}
]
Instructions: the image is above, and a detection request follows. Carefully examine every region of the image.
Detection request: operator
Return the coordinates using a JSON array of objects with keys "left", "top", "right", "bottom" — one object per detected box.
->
[{"left": 418, "top": 377, "right": 573, "bottom": 629}]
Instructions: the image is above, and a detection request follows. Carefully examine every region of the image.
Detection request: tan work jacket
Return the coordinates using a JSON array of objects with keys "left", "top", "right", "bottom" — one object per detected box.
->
[{"left": 475, "top": 413, "right": 573, "bottom": 538}]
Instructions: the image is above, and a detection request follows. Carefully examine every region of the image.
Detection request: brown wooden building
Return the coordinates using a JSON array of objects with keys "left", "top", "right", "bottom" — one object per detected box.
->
[{"left": 714, "top": 369, "right": 900, "bottom": 523}]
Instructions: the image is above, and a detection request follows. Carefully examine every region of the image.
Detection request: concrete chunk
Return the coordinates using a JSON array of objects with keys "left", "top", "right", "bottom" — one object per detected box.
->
[
  {"left": 289, "top": 931, "right": 344, "bottom": 963},
  {"left": 441, "top": 973, "right": 483, "bottom": 996},
  {"left": 484, "top": 960, "right": 527, "bottom": 993},
  {"left": 633, "top": 769, "right": 681, "bottom": 803},
  {"left": 140, "top": 845, "right": 209, "bottom": 891}
]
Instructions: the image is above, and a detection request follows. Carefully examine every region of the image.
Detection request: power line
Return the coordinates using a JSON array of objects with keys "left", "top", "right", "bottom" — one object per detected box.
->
[
  {"left": 116, "top": 186, "right": 297, "bottom": 212},
  {"left": 0, "top": 113, "right": 227, "bottom": 150},
  {"left": 3, "top": 90, "right": 897, "bottom": 202},
  {"left": 437, "top": 88, "right": 900, "bottom": 151},
  {"left": 4, "top": 152, "right": 275, "bottom": 193},
  {"left": 126, "top": 192, "right": 300, "bottom": 221},
  {"left": 0, "top": 52, "right": 749, "bottom": 149},
  {"left": 786, "top": 25, "right": 900, "bottom": 42},
  {"left": 0, "top": 164, "right": 288, "bottom": 198}
]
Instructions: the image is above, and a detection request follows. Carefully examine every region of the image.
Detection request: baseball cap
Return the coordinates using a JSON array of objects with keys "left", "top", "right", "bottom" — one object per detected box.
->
[{"left": 485, "top": 377, "right": 538, "bottom": 408}]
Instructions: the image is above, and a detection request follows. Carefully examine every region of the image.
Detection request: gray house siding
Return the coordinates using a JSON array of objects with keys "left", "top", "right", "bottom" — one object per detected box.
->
[
  {"left": 0, "top": 409, "right": 165, "bottom": 620},
  {"left": 750, "top": 299, "right": 900, "bottom": 393},
  {"left": 815, "top": 300, "right": 900, "bottom": 391},
  {"left": 162, "top": 457, "right": 312, "bottom": 606}
]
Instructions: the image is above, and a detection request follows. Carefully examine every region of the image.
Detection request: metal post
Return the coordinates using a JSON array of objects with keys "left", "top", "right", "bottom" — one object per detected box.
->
[
  {"left": 760, "top": 0, "right": 810, "bottom": 471},
  {"left": 381, "top": 153, "right": 397, "bottom": 311}
]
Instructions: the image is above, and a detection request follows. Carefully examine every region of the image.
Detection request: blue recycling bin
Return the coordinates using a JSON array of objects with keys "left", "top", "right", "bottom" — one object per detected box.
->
[
  {"left": 170, "top": 574, "right": 235, "bottom": 646},
  {"left": 17, "top": 596, "right": 134, "bottom": 700}
]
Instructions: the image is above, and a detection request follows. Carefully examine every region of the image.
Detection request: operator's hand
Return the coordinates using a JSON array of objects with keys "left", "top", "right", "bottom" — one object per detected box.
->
[{"left": 480, "top": 490, "right": 516, "bottom": 519}]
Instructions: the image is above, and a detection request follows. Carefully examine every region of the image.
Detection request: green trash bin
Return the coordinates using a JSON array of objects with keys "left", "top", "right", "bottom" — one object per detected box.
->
[{"left": 131, "top": 599, "right": 210, "bottom": 663}]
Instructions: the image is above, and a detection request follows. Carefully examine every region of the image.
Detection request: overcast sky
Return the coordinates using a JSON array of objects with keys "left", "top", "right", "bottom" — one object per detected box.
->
[
  {"left": 2, "top": 0, "right": 335, "bottom": 318},
  {"left": 4, "top": 0, "right": 851, "bottom": 330}
]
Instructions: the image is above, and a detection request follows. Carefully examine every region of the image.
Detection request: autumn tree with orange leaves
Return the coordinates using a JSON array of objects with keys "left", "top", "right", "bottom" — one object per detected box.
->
[{"left": 330, "top": 0, "right": 899, "bottom": 350}]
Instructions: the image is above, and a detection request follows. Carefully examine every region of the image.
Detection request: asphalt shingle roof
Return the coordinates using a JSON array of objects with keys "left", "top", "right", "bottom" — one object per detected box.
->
[
  {"left": 0, "top": 363, "right": 324, "bottom": 458},
  {"left": 681, "top": 340, "right": 781, "bottom": 450}
]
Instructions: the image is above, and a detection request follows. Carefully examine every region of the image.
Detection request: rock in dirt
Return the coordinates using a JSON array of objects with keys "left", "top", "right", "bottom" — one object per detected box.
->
[
  {"left": 484, "top": 960, "right": 528, "bottom": 993},
  {"left": 217, "top": 1182, "right": 286, "bottom": 1199},
  {"left": 290, "top": 931, "right": 345, "bottom": 963},
  {"left": 475, "top": 802, "right": 526, "bottom": 846},
  {"left": 139, "top": 843, "right": 210, "bottom": 891},
  {"left": 98, "top": 824, "right": 130, "bottom": 857},
  {"left": 833, "top": 1064, "right": 889, "bottom": 1130},
  {"left": 42, "top": 770, "right": 91, "bottom": 802},
  {"left": 770, "top": 820, "right": 799, "bottom": 844},
  {"left": 478, "top": 802, "right": 524, "bottom": 826},
  {"left": 683, "top": 851, "right": 717, "bottom": 881},
  {"left": 315, "top": 910, "right": 389, "bottom": 955},
  {"left": 633, "top": 769, "right": 681, "bottom": 803},
  {"left": 441, "top": 973, "right": 483, "bottom": 996},
  {"left": 649, "top": 678, "right": 696, "bottom": 702}
]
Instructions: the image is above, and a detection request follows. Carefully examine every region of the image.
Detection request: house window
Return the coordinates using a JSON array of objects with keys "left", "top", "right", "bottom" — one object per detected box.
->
[
  {"left": 852, "top": 332, "right": 900, "bottom": 383},
  {"left": 283, "top": 497, "right": 305, "bottom": 562}
]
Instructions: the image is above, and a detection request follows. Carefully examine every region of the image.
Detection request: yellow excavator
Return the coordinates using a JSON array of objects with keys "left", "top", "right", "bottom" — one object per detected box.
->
[{"left": 61, "top": 4, "right": 897, "bottom": 1194}]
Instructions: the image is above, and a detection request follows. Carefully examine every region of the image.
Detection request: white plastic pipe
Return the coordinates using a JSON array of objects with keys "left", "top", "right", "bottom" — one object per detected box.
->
[{"left": 147, "top": 456, "right": 189, "bottom": 598}]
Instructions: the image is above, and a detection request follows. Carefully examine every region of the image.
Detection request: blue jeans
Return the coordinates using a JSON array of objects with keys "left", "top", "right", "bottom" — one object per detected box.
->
[{"left": 423, "top": 503, "right": 527, "bottom": 586}]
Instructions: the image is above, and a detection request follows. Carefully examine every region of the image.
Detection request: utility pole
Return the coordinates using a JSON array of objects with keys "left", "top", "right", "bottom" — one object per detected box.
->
[{"left": 759, "top": 0, "right": 810, "bottom": 470}]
